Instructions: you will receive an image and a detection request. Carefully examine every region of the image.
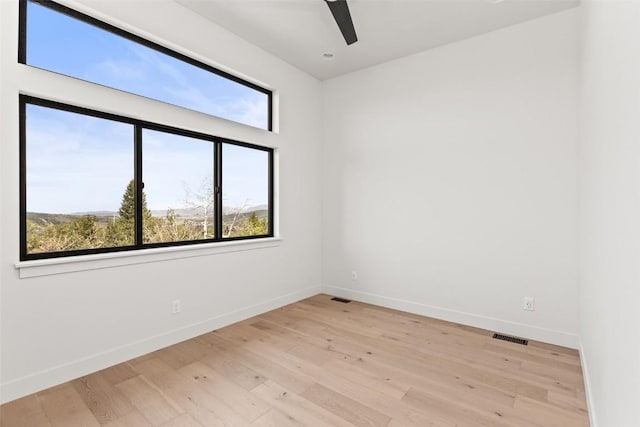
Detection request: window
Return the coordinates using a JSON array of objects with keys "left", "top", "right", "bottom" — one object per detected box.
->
[
  {"left": 20, "top": 0, "right": 272, "bottom": 130},
  {"left": 17, "top": 0, "right": 276, "bottom": 262},
  {"left": 142, "top": 129, "right": 216, "bottom": 244},
  {"left": 222, "top": 144, "right": 271, "bottom": 238},
  {"left": 23, "top": 102, "right": 135, "bottom": 255},
  {"left": 20, "top": 96, "right": 274, "bottom": 260}
]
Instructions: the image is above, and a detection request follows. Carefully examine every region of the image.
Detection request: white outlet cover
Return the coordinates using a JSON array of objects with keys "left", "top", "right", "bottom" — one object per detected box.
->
[
  {"left": 523, "top": 297, "right": 535, "bottom": 311},
  {"left": 172, "top": 300, "right": 181, "bottom": 314}
]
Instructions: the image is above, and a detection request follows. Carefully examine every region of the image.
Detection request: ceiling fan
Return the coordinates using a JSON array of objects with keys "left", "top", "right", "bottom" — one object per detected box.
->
[{"left": 324, "top": 0, "right": 358, "bottom": 45}]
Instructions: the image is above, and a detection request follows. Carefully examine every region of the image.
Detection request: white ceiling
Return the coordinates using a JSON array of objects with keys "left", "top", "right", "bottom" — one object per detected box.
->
[{"left": 176, "top": 0, "right": 579, "bottom": 80}]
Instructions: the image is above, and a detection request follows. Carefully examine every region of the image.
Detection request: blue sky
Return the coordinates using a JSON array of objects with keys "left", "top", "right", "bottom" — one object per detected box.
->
[
  {"left": 26, "top": 1, "right": 269, "bottom": 214},
  {"left": 27, "top": 1, "right": 269, "bottom": 129}
]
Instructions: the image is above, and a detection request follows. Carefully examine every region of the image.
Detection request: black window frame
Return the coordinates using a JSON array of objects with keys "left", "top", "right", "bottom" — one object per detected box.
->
[
  {"left": 20, "top": 95, "right": 275, "bottom": 261},
  {"left": 18, "top": 0, "right": 273, "bottom": 131}
]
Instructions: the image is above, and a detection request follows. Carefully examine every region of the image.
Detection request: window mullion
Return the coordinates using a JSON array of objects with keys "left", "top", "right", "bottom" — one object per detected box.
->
[
  {"left": 19, "top": 96, "right": 28, "bottom": 260},
  {"left": 134, "top": 125, "right": 143, "bottom": 247},
  {"left": 18, "top": 0, "right": 27, "bottom": 63},
  {"left": 268, "top": 150, "right": 274, "bottom": 236},
  {"left": 215, "top": 141, "right": 223, "bottom": 240}
]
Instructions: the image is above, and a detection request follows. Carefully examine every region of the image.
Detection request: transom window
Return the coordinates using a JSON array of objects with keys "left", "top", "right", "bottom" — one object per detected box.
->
[{"left": 20, "top": 0, "right": 272, "bottom": 130}]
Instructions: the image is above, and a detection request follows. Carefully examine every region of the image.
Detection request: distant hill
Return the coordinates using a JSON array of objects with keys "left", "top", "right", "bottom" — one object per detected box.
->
[
  {"left": 27, "top": 206, "right": 268, "bottom": 225},
  {"left": 27, "top": 212, "right": 112, "bottom": 225},
  {"left": 69, "top": 210, "right": 117, "bottom": 217},
  {"left": 245, "top": 205, "right": 268, "bottom": 213},
  {"left": 223, "top": 209, "right": 268, "bottom": 221}
]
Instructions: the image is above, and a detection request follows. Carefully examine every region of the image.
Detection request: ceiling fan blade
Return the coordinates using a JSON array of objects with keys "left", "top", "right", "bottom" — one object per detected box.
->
[{"left": 325, "top": 0, "right": 358, "bottom": 45}]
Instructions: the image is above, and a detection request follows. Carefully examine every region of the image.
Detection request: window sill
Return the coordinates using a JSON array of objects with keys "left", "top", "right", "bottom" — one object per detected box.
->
[{"left": 14, "top": 237, "right": 282, "bottom": 278}]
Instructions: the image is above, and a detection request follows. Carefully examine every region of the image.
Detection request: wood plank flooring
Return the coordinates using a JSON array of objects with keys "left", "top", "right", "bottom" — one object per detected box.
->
[{"left": 0, "top": 294, "right": 590, "bottom": 426}]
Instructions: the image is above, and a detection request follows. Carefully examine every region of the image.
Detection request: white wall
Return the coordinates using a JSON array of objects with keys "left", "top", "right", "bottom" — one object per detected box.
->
[
  {"left": 578, "top": 1, "right": 640, "bottom": 425},
  {"left": 0, "top": 0, "right": 322, "bottom": 403},
  {"left": 7, "top": 4, "right": 638, "bottom": 424},
  {"left": 322, "top": 9, "right": 580, "bottom": 347}
]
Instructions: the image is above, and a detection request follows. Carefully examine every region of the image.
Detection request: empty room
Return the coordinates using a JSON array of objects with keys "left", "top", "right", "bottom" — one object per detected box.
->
[{"left": 0, "top": 0, "right": 638, "bottom": 425}]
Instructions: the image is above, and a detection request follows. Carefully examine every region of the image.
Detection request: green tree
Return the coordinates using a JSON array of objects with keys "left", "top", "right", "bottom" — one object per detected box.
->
[
  {"left": 104, "top": 219, "right": 134, "bottom": 247},
  {"left": 242, "top": 212, "right": 268, "bottom": 235},
  {"left": 70, "top": 215, "right": 99, "bottom": 241},
  {"left": 143, "top": 209, "right": 201, "bottom": 243},
  {"left": 225, "top": 211, "right": 268, "bottom": 238},
  {"left": 106, "top": 180, "right": 152, "bottom": 246},
  {"left": 118, "top": 179, "right": 151, "bottom": 221},
  {"left": 26, "top": 182, "right": 156, "bottom": 254}
]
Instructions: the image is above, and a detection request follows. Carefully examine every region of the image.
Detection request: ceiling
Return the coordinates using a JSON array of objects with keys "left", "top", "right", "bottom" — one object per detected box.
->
[{"left": 176, "top": 0, "right": 579, "bottom": 80}]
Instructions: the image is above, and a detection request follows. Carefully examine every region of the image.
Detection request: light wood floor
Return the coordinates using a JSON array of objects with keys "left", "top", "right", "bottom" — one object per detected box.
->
[{"left": 0, "top": 294, "right": 589, "bottom": 426}]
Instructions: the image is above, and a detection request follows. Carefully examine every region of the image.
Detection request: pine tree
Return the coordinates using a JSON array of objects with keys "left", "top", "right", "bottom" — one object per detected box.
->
[
  {"left": 118, "top": 179, "right": 151, "bottom": 220},
  {"left": 104, "top": 180, "right": 152, "bottom": 246},
  {"left": 118, "top": 180, "right": 135, "bottom": 221}
]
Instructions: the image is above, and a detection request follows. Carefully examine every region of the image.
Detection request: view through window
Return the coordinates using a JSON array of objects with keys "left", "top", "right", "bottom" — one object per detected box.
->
[
  {"left": 25, "top": 104, "right": 135, "bottom": 254},
  {"left": 19, "top": 0, "right": 274, "bottom": 260},
  {"left": 222, "top": 144, "right": 270, "bottom": 239},
  {"left": 22, "top": 98, "right": 273, "bottom": 259},
  {"left": 142, "top": 129, "right": 216, "bottom": 244}
]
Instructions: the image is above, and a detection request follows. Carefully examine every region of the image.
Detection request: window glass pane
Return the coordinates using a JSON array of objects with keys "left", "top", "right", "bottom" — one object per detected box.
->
[
  {"left": 25, "top": 104, "right": 134, "bottom": 254},
  {"left": 222, "top": 144, "right": 270, "bottom": 238},
  {"left": 25, "top": 0, "right": 270, "bottom": 130},
  {"left": 142, "top": 129, "right": 215, "bottom": 243},
  {"left": 22, "top": 98, "right": 273, "bottom": 260}
]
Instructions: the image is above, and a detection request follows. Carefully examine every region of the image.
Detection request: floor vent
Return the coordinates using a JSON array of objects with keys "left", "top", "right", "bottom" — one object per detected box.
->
[
  {"left": 331, "top": 297, "right": 352, "bottom": 303},
  {"left": 492, "top": 333, "right": 528, "bottom": 346}
]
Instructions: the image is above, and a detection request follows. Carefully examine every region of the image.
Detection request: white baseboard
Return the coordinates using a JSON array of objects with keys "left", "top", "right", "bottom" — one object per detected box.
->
[
  {"left": 578, "top": 339, "right": 598, "bottom": 427},
  {"left": 0, "top": 285, "right": 322, "bottom": 405},
  {"left": 322, "top": 285, "right": 579, "bottom": 349}
]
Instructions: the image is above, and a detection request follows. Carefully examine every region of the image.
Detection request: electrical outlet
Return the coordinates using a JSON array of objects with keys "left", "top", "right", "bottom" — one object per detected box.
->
[
  {"left": 351, "top": 271, "right": 358, "bottom": 281},
  {"left": 171, "top": 299, "right": 181, "bottom": 314},
  {"left": 523, "top": 297, "right": 535, "bottom": 311}
]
